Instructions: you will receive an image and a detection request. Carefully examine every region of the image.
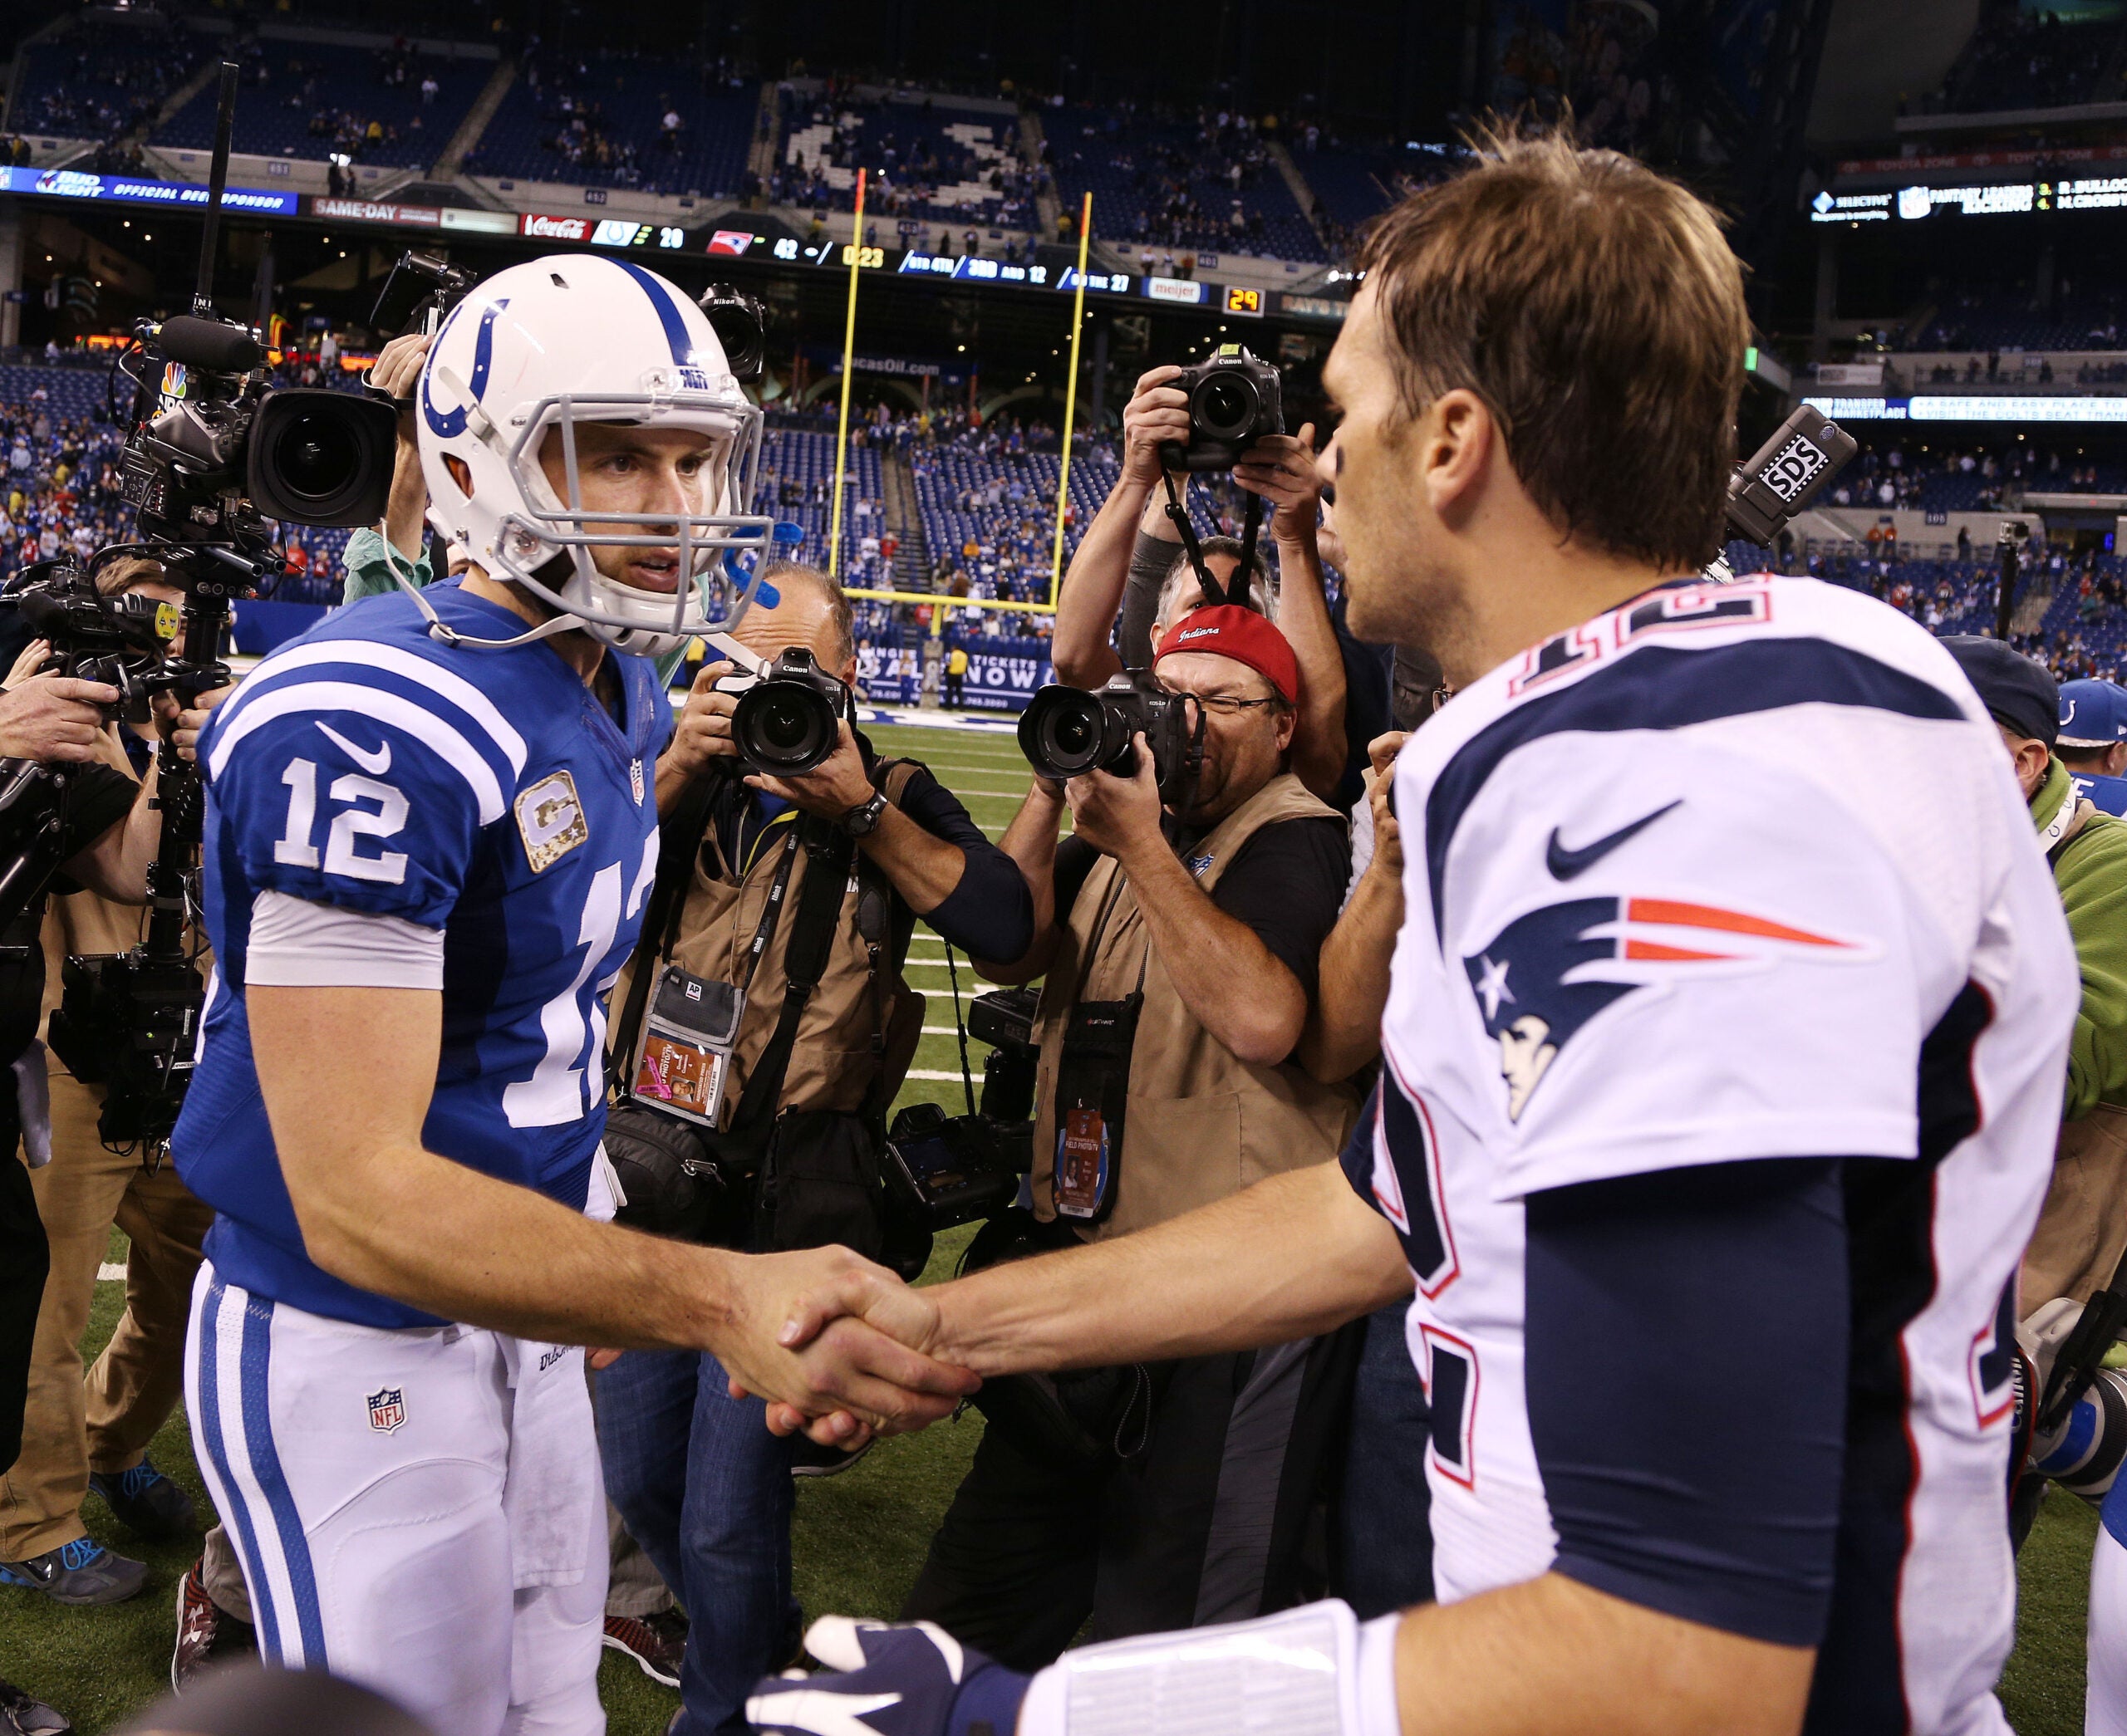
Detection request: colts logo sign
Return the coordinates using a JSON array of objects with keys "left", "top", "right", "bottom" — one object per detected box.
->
[{"left": 366, "top": 1386, "right": 407, "bottom": 1434}]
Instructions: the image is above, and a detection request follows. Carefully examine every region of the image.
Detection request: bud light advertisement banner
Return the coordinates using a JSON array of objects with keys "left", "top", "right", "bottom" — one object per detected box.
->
[{"left": 955, "top": 635, "right": 1054, "bottom": 713}]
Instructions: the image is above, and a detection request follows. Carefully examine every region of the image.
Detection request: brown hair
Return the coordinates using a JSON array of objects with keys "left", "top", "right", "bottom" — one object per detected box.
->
[
  {"left": 93, "top": 554, "right": 169, "bottom": 599},
  {"left": 761, "top": 561, "right": 855, "bottom": 670},
  {"left": 1354, "top": 124, "right": 1748, "bottom": 571}
]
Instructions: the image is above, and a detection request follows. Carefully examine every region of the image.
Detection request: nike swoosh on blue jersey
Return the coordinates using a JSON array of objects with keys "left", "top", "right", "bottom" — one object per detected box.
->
[
  {"left": 316, "top": 721, "right": 392, "bottom": 777},
  {"left": 1545, "top": 799, "right": 1682, "bottom": 880}
]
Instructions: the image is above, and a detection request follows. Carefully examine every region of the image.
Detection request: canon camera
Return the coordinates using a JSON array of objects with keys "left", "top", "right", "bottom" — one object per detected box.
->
[
  {"left": 713, "top": 646, "right": 854, "bottom": 777},
  {"left": 1159, "top": 342, "right": 1284, "bottom": 473},
  {"left": 1018, "top": 670, "right": 1206, "bottom": 805}
]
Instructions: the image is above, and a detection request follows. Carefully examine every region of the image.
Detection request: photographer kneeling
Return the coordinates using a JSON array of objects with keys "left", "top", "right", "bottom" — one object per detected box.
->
[
  {"left": 900, "top": 605, "right": 1360, "bottom": 1668},
  {"left": 600, "top": 562, "right": 1032, "bottom": 1736}
]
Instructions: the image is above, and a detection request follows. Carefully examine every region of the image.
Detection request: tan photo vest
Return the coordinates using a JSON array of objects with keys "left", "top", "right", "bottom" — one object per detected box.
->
[
  {"left": 1029, "top": 771, "right": 1361, "bottom": 1242},
  {"left": 614, "top": 766, "right": 926, "bottom": 1125}
]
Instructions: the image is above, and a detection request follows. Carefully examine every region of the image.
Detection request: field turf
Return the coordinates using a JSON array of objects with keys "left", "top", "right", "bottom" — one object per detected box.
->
[{"left": 0, "top": 717, "right": 2100, "bottom": 1732}]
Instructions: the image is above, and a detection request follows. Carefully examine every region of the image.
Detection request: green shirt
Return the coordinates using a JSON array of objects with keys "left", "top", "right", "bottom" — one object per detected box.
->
[{"left": 2034, "top": 754, "right": 2127, "bottom": 1119}]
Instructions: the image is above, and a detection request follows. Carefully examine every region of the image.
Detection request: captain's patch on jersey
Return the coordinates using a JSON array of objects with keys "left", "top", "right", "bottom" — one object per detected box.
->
[{"left": 515, "top": 771, "right": 588, "bottom": 871}]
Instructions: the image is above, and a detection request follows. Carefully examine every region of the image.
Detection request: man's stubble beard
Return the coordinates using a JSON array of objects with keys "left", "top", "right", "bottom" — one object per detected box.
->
[{"left": 1344, "top": 538, "right": 1476, "bottom": 678}]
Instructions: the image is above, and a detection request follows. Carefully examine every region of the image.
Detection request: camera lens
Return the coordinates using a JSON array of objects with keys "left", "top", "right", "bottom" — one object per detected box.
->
[
  {"left": 732, "top": 681, "right": 838, "bottom": 775},
  {"left": 1196, "top": 375, "right": 1256, "bottom": 439},
  {"left": 1019, "top": 688, "right": 1107, "bottom": 779},
  {"left": 268, "top": 410, "right": 360, "bottom": 506}
]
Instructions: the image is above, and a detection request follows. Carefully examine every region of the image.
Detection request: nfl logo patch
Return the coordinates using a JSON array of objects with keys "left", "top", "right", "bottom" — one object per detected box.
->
[
  {"left": 366, "top": 1386, "right": 406, "bottom": 1434},
  {"left": 631, "top": 761, "right": 646, "bottom": 806}
]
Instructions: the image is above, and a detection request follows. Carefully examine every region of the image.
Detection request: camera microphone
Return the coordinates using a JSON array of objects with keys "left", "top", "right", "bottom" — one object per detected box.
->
[
  {"left": 17, "top": 592, "right": 71, "bottom": 639},
  {"left": 156, "top": 316, "right": 263, "bottom": 375}
]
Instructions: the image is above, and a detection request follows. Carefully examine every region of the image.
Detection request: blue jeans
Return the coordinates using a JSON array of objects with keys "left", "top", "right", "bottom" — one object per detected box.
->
[
  {"left": 1337, "top": 1301, "right": 1435, "bottom": 1619},
  {"left": 596, "top": 1351, "right": 798, "bottom": 1735}
]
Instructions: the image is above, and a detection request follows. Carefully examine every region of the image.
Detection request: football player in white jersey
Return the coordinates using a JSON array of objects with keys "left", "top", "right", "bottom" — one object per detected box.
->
[
  {"left": 744, "top": 134, "right": 2077, "bottom": 1736},
  {"left": 170, "top": 257, "right": 974, "bottom": 1736}
]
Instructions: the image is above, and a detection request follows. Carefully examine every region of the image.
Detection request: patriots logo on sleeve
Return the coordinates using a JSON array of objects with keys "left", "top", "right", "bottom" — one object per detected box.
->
[{"left": 1463, "top": 896, "right": 1857, "bottom": 1121}]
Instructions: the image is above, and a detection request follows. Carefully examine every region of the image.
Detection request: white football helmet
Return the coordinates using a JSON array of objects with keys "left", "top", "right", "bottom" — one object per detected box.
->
[{"left": 413, "top": 253, "right": 774, "bottom": 656}]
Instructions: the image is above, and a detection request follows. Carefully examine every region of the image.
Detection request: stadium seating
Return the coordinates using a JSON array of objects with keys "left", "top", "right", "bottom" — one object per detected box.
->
[
  {"left": 10, "top": 22, "right": 211, "bottom": 143},
  {"left": 771, "top": 96, "right": 1039, "bottom": 231},
  {"left": 470, "top": 57, "right": 756, "bottom": 198},
  {"left": 1905, "top": 292, "right": 2127, "bottom": 354},
  {"left": 1049, "top": 105, "right": 1326, "bottom": 264},
  {"left": 755, "top": 424, "right": 890, "bottom": 587},
  {"left": 1928, "top": 10, "right": 2125, "bottom": 115},
  {"left": 153, "top": 42, "right": 489, "bottom": 172}
]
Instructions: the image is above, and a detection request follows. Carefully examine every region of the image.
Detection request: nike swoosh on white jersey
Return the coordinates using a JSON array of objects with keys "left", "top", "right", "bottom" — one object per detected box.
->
[{"left": 316, "top": 721, "right": 392, "bottom": 776}]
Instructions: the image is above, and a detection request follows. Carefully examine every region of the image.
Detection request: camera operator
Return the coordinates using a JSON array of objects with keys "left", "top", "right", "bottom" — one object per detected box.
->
[
  {"left": 340, "top": 331, "right": 435, "bottom": 605},
  {"left": 0, "top": 557, "right": 212, "bottom": 1619},
  {"left": 0, "top": 619, "right": 165, "bottom": 1685},
  {"left": 1053, "top": 365, "right": 1346, "bottom": 800},
  {"left": 600, "top": 559, "right": 1032, "bottom": 1735},
  {"left": 892, "top": 602, "right": 1359, "bottom": 1669}
]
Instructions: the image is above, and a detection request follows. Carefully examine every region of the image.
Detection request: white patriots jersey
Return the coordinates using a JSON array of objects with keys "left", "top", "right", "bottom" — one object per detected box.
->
[
  {"left": 1361, "top": 576, "right": 2075, "bottom": 1732},
  {"left": 172, "top": 584, "right": 668, "bottom": 1330}
]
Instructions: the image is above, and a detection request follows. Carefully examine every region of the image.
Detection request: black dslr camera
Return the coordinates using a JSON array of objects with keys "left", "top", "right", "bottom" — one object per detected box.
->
[
  {"left": 883, "top": 987, "right": 1040, "bottom": 1231},
  {"left": 1160, "top": 342, "right": 1284, "bottom": 473},
  {"left": 714, "top": 647, "right": 853, "bottom": 777},
  {"left": 1019, "top": 671, "right": 1206, "bottom": 806},
  {"left": 698, "top": 284, "right": 768, "bottom": 382}
]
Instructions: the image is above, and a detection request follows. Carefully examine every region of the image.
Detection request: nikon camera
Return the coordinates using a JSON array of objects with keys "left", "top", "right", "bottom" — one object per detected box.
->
[{"left": 1159, "top": 342, "right": 1284, "bottom": 472}]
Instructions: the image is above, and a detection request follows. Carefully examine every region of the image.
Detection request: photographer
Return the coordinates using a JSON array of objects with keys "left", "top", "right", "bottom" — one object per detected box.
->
[
  {"left": 0, "top": 626, "right": 166, "bottom": 1642},
  {"left": 340, "top": 331, "right": 436, "bottom": 605},
  {"left": 0, "top": 558, "right": 211, "bottom": 1615},
  {"left": 896, "top": 603, "right": 1360, "bottom": 1669},
  {"left": 1053, "top": 365, "right": 1346, "bottom": 801},
  {"left": 601, "top": 560, "right": 1031, "bottom": 1735}
]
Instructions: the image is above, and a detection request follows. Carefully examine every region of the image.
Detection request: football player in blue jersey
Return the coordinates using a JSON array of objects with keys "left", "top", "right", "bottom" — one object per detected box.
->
[
  {"left": 744, "top": 134, "right": 2075, "bottom": 1736},
  {"left": 169, "top": 255, "right": 974, "bottom": 1736},
  {"left": 2058, "top": 677, "right": 2127, "bottom": 817}
]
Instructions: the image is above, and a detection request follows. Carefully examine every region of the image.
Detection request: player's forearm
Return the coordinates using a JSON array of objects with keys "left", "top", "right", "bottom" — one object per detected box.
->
[
  {"left": 1391, "top": 1572, "right": 1814, "bottom": 1736},
  {"left": 1299, "top": 862, "right": 1402, "bottom": 1081},
  {"left": 1052, "top": 475, "right": 1151, "bottom": 686},
  {"left": 1116, "top": 832, "right": 1304, "bottom": 1064},
  {"left": 929, "top": 1162, "right": 1410, "bottom": 1376}
]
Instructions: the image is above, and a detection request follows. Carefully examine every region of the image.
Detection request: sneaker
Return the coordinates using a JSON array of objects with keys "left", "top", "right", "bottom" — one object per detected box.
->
[
  {"left": 0, "top": 1538, "right": 146, "bottom": 1606},
  {"left": 87, "top": 1459, "right": 196, "bottom": 1541},
  {"left": 171, "top": 1562, "right": 256, "bottom": 1692},
  {"left": 602, "top": 1610, "right": 687, "bottom": 1688},
  {"left": 0, "top": 1680, "right": 69, "bottom": 1736},
  {"left": 788, "top": 1432, "right": 874, "bottom": 1479}
]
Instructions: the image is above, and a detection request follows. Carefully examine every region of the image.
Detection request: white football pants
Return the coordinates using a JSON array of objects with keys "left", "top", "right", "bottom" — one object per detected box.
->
[{"left": 183, "top": 1263, "right": 607, "bottom": 1736}]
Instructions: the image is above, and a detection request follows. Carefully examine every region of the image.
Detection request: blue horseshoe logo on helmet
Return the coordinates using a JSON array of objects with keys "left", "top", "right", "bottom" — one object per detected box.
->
[{"left": 420, "top": 297, "right": 509, "bottom": 439}]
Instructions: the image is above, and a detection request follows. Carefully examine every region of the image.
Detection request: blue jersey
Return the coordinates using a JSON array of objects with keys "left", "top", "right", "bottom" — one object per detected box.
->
[
  {"left": 172, "top": 584, "right": 669, "bottom": 1328},
  {"left": 2071, "top": 769, "right": 2127, "bottom": 817}
]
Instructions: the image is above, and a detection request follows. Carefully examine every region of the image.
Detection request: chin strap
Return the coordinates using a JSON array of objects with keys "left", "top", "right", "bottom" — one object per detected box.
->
[{"left": 375, "top": 528, "right": 587, "bottom": 650}]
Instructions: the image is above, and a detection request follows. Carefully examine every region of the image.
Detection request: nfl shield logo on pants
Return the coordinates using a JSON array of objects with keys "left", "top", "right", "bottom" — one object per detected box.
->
[{"left": 366, "top": 1386, "right": 406, "bottom": 1434}]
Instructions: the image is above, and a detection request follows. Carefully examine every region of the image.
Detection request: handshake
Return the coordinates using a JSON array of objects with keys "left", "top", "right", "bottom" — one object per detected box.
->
[{"left": 717, "top": 1243, "right": 989, "bottom": 1451}]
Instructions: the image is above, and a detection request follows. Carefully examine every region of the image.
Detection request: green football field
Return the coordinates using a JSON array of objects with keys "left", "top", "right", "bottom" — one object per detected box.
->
[{"left": 0, "top": 717, "right": 2102, "bottom": 1732}]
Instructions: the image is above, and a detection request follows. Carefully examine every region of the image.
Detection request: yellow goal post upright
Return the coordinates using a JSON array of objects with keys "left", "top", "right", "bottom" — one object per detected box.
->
[{"left": 826, "top": 167, "right": 867, "bottom": 580}]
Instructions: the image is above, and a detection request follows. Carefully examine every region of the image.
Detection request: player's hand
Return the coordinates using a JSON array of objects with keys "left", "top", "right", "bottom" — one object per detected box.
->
[
  {"left": 367, "top": 330, "right": 434, "bottom": 438},
  {"left": 745, "top": 720, "right": 873, "bottom": 820},
  {"left": 587, "top": 1349, "right": 624, "bottom": 1372},
  {"left": 1316, "top": 493, "right": 1348, "bottom": 573},
  {"left": 155, "top": 682, "right": 236, "bottom": 763},
  {"left": 748, "top": 1617, "right": 1029, "bottom": 1736},
  {"left": 1365, "top": 730, "right": 1407, "bottom": 878},
  {"left": 663, "top": 660, "right": 741, "bottom": 781},
  {"left": 720, "top": 1245, "right": 973, "bottom": 1448},
  {"left": 1064, "top": 732, "right": 1166, "bottom": 859},
  {"left": 1233, "top": 423, "right": 1324, "bottom": 545},
  {"left": 1121, "top": 365, "right": 1191, "bottom": 487},
  {"left": 0, "top": 674, "right": 119, "bottom": 763},
  {"left": 3, "top": 639, "right": 52, "bottom": 690}
]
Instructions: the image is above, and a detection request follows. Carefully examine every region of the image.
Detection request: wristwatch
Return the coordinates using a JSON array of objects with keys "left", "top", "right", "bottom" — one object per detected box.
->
[{"left": 843, "top": 790, "right": 889, "bottom": 837}]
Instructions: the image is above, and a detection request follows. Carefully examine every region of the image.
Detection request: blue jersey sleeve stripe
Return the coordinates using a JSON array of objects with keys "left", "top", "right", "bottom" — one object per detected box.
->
[
  {"left": 206, "top": 680, "right": 508, "bottom": 824},
  {"left": 245, "top": 640, "right": 529, "bottom": 774}
]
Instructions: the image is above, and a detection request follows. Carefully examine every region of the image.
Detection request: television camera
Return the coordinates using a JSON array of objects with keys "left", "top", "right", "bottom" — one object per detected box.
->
[{"left": 2, "top": 65, "right": 397, "bottom": 1149}]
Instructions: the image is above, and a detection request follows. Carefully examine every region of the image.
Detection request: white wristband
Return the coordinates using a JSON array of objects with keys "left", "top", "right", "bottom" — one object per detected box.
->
[{"left": 1016, "top": 1599, "right": 1401, "bottom": 1736}]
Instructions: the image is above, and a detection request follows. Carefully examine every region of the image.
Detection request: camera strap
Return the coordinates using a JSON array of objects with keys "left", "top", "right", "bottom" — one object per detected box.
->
[{"left": 1160, "top": 472, "right": 1228, "bottom": 608}]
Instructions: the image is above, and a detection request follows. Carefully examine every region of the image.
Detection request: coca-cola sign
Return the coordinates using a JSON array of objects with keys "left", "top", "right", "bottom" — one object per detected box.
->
[{"left": 520, "top": 212, "right": 592, "bottom": 241}]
